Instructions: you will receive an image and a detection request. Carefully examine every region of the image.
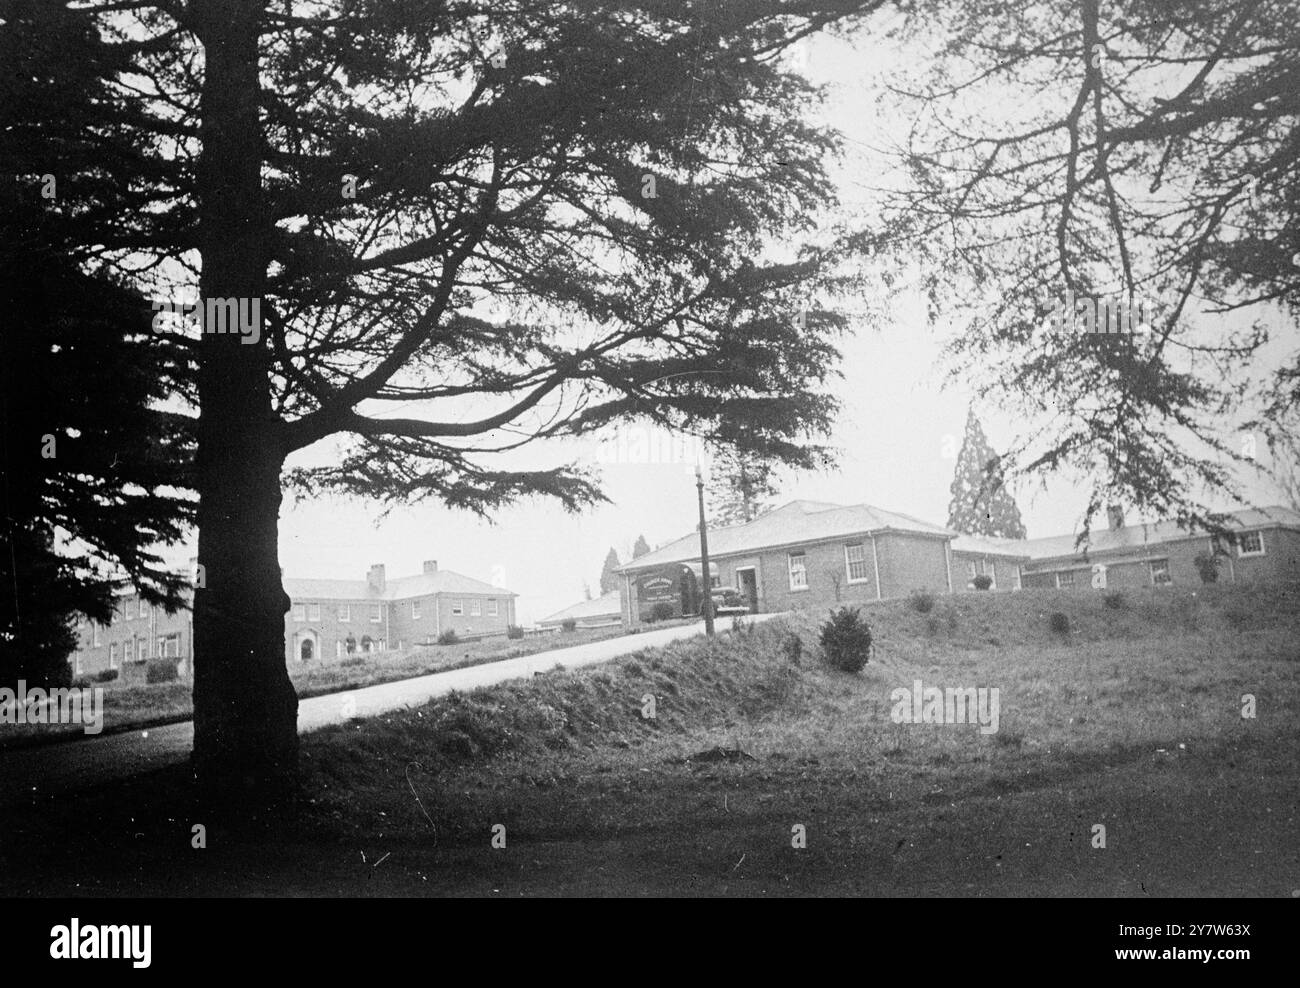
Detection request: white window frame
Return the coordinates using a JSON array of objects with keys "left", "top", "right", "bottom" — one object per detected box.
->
[
  {"left": 1150, "top": 559, "right": 1172, "bottom": 585},
  {"left": 1237, "top": 531, "right": 1265, "bottom": 557},
  {"left": 844, "top": 543, "right": 870, "bottom": 583},
  {"left": 471, "top": 599, "right": 482, "bottom": 616},
  {"left": 110, "top": 642, "right": 119, "bottom": 669},
  {"left": 307, "top": 603, "right": 321, "bottom": 622},
  {"left": 412, "top": 599, "right": 421, "bottom": 620},
  {"left": 788, "top": 552, "right": 808, "bottom": 591},
  {"left": 451, "top": 600, "right": 464, "bottom": 616},
  {"left": 292, "top": 603, "right": 306, "bottom": 622},
  {"left": 338, "top": 604, "right": 350, "bottom": 623},
  {"left": 488, "top": 599, "right": 498, "bottom": 617},
  {"left": 369, "top": 604, "right": 382, "bottom": 623},
  {"left": 93, "top": 624, "right": 102, "bottom": 647},
  {"left": 1056, "top": 570, "right": 1074, "bottom": 588},
  {"left": 138, "top": 638, "right": 150, "bottom": 659},
  {"left": 139, "top": 597, "right": 148, "bottom": 619},
  {"left": 73, "top": 652, "right": 84, "bottom": 677}
]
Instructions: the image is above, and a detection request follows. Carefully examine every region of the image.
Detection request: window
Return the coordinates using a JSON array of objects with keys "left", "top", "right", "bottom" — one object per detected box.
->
[
  {"left": 488, "top": 599, "right": 498, "bottom": 617},
  {"left": 1238, "top": 531, "right": 1265, "bottom": 557},
  {"left": 338, "top": 604, "right": 350, "bottom": 623},
  {"left": 1056, "top": 571, "right": 1074, "bottom": 588},
  {"left": 123, "top": 639, "right": 134, "bottom": 663},
  {"left": 412, "top": 599, "right": 421, "bottom": 620},
  {"left": 967, "top": 560, "right": 978, "bottom": 580},
  {"left": 308, "top": 603, "right": 321, "bottom": 622},
  {"left": 1150, "top": 560, "right": 1171, "bottom": 585},
  {"left": 93, "top": 624, "right": 102, "bottom": 647},
  {"left": 845, "top": 543, "right": 870, "bottom": 582},
  {"left": 451, "top": 600, "right": 464, "bottom": 615},
  {"left": 110, "top": 642, "right": 119, "bottom": 669},
  {"left": 139, "top": 597, "right": 148, "bottom": 619},
  {"left": 138, "top": 638, "right": 150, "bottom": 660},
  {"left": 73, "top": 653, "right": 83, "bottom": 677},
  {"left": 165, "top": 635, "right": 180, "bottom": 658},
  {"left": 709, "top": 575, "right": 721, "bottom": 589},
  {"left": 788, "top": 552, "right": 808, "bottom": 590},
  {"left": 369, "top": 604, "right": 382, "bottom": 623},
  {"left": 471, "top": 599, "right": 482, "bottom": 616},
  {"left": 292, "top": 603, "right": 306, "bottom": 622}
]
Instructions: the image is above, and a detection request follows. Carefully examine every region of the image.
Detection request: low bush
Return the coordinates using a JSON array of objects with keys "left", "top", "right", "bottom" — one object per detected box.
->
[
  {"left": 780, "top": 632, "right": 803, "bottom": 665},
  {"left": 560, "top": 618, "right": 577, "bottom": 632},
  {"left": 145, "top": 659, "right": 178, "bottom": 684},
  {"left": 506, "top": 624, "right": 525, "bottom": 640},
  {"left": 437, "top": 629, "right": 460, "bottom": 646},
  {"left": 1049, "top": 611, "right": 1071, "bottom": 634},
  {"left": 819, "top": 607, "right": 873, "bottom": 673},
  {"left": 94, "top": 668, "right": 119, "bottom": 684},
  {"left": 650, "top": 602, "right": 674, "bottom": 622},
  {"left": 1193, "top": 551, "right": 1221, "bottom": 584},
  {"left": 1102, "top": 591, "right": 1126, "bottom": 610},
  {"left": 908, "top": 589, "right": 936, "bottom": 614},
  {"left": 972, "top": 575, "right": 993, "bottom": 591}
]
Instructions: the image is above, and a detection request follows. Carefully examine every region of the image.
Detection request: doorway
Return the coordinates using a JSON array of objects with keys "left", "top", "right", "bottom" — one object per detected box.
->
[{"left": 736, "top": 567, "right": 759, "bottom": 613}]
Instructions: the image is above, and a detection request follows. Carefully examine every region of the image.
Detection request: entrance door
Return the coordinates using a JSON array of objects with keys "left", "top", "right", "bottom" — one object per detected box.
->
[{"left": 736, "top": 567, "right": 759, "bottom": 613}]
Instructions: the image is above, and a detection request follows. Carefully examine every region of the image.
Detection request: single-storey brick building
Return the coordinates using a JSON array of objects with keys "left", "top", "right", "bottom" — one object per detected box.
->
[
  {"left": 538, "top": 589, "right": 623, "bottom": 630},
  {"left": 1017, "top": 505, "right": 1300, "bottom": 589},
  {"left": 70, "top": 559, "right": 517, "bottom": 678},
  {"left": 617, "top": 500, "right": 960, "bottom": 623},
  {"left": 950, "top": 534, "right": 1032, "bottom": 591}
]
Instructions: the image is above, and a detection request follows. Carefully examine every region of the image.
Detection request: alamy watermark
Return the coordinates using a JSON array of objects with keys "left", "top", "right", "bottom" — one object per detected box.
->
[
  {"left": 0, "top": 681, "right": 104, "bottom": 735},
  {"left": 151, "top": 296, "right": 262, "bottom": 345},
  {"left": 889, "top": 678, "right": 1000, "bottom": 734},
  {"left": 1048, "top": 290, "right": 1157, "bottom": 336}
]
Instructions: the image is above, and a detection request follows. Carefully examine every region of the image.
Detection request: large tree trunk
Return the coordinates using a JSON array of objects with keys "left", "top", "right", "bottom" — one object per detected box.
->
[{"left": 190, "top": 0, "right": 298, "bottom": 799}]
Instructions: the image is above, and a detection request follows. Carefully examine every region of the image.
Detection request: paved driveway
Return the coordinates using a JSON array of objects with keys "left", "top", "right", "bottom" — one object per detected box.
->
[{"left": 0, "top": 613, "right": 782, "bottom": 805}]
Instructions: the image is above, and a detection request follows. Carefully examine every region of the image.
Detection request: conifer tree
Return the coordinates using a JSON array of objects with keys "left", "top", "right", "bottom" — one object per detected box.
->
[{"left": 946, "top": 411, "right": 1027, "bottom": 539}]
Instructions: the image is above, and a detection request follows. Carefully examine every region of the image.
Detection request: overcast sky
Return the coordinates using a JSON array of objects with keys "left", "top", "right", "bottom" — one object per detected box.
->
[{"left": 205, "top": 24, "right": 1293, "bottom": 625}]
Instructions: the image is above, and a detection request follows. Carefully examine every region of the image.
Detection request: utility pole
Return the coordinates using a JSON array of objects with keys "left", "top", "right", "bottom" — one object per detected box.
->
[{"left": 696, "top": 463, "right": 715, "bottom": 637}]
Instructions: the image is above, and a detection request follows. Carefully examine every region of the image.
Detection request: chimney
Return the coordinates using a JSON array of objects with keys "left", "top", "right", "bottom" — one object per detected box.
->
[
  {"left": 1106, "top": 505, "right": 1125, "bottom": 531},
  {"left": 367, "top": 563, "right": 386, "bottom": 593},
  {"left": 423, "top": 560, "right": 438, "bottom": 574}
]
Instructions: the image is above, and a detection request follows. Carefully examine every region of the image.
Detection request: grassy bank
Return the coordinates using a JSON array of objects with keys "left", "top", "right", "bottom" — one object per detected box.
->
[
  {"left": 0, "top": 621, "right": 669, "bottom": 750},
  {"left": 2, "top": 582, "right": 1296, "bottom": 896}
]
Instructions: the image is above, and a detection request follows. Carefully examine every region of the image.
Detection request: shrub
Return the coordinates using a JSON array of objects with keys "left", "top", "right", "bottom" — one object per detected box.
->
[
  {"left": 819, "top": 607, "right": 873, "bottom": 673},
  {"left": 560, "top": 618, "right": 577, "bottom": 632},
  {"left": 145, "top": 659, "right": 178, "bottom": 684},
  {"left": 341, "top": 656, "right": 366, "bottom": 667},
  {"left": 972, "top": 574, "right": 993, "bottom": 591},
  {"left": 908, "top": 589, "right": 936, "bottom": 613},
  {"left": 781, "top": 632, "right": 803, "bottom": 665},
  {"left": 94, "top": 668, "right": 119, "bottom": 684},
  {"left": 1049, "top": 611, "right": 1070, "bottom": 634},
  {"left": 651, "top": 602, "right": 674, "bottom": 622},
  {"left": 71, "top": 677, "right": 91, "bottom": 690},
  {"left": 1193, "top": 552, "right": 1220, "bottom": 584},
  {"left": 506, "top": 624, "right": 524, "bottom": 640},
  {"left": 1102, "top": 591, "right": 1125, "bottom": 610},
  {"left": 437, "top": 629, "right": 460, "bottom": 646}
]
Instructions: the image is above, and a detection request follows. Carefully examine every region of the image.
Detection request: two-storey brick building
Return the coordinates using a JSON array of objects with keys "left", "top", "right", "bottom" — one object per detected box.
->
[{"left": 70, "top": 559, "right": 517, "bottom": 678}]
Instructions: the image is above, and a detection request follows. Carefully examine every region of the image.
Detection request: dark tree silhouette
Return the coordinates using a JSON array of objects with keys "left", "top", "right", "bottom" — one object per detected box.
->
[
  {"left": 632, "top": 534, "right": 652, "bottom": 559},
  {"left": 8, "top": 0, "right": 884, "bottom": 795},
  {"left": 0, "top": 2, "right": 195, "bottom": 687}
]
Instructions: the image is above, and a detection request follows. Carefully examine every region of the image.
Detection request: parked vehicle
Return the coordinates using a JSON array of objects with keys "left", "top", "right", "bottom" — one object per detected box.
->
[{"left": 710, "top": 586, "right": 750, "bottom": 615}]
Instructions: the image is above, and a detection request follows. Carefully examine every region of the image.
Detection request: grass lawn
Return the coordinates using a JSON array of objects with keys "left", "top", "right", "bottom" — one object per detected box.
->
[
  {"left": 0, "top": 621, "right": 672, "bottom": 750},
  {"left": 2, "top": 583, "right": 1296, "bottom": 896}
]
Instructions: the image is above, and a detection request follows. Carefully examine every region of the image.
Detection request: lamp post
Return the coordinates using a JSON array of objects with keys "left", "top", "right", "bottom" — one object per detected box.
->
[{"left": 695, "top": 463, "right": 715, "bottom": 637}]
